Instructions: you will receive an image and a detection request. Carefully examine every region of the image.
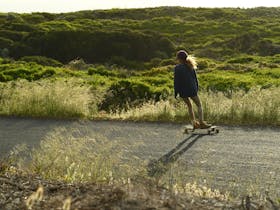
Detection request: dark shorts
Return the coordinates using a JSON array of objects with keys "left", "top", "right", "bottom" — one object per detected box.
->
[{"left": 178, "top": 91, "right": 198, "bottom": 98}]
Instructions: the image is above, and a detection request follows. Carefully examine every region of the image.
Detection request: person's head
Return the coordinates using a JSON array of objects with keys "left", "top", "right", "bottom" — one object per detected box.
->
[
  {"left": 176, "top": 49, "right": 197, "bottom": 69},
  {"left": 176, "top": 50, "right": 188, "bottom": 63}
]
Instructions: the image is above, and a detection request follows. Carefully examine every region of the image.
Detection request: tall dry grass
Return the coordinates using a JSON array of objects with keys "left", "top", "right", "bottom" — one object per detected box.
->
[
  {"left": 12, "top": 127, "right": 229, "bottom": 201},
  {"left": 0, "top": 79, "right": 279, "bottom": 125},
  {"left": 111, "top": 87, "right": 280, "bottom": 126},
  {"left": 0, "top": 79, "right": 91, "bottom": 118},
  {"left": 17, "top": 127, "right": 144, "bottom": 183}
]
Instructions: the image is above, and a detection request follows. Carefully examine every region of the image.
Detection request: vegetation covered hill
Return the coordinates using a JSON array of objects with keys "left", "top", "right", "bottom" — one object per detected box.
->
[{"left": 1, "top": 7, "right": 280, "bottom": 67}]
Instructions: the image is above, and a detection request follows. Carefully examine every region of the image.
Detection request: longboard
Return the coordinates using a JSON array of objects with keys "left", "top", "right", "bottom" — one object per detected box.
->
[{"left": 184, "top": 125, "right": 219, "bottom": 135}]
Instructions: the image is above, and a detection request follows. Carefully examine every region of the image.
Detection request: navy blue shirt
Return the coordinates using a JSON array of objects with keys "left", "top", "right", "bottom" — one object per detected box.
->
[{"left": 174, "top": 63, "right": 199, "bottom": 98}]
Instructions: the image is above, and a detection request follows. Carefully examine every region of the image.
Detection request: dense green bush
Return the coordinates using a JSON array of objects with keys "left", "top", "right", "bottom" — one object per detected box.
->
[
  {"left": 227, "top": 55, "right": 255, "bottom": 64},
  {"left": 0, "top": 48, "right": 9, "bottom": 58},
  {"left": 88, "top": 66, "right": 121, "bottom": 77},
  {"left": 199, "top": 74, "right": 253, "bottom": 92},
  {"left": 0, "top": 30, "right": 24, "bottom": 41},
  {"left": 14, "top": 29, "right": 174, "bottom": 64},
  {"left": 99, "top": 79, "right": 168, "bottom": 111},
  {"left": 0, "top": 62, "right": 59, "bottom": 81},
  {"left": 19, "top": 56, "right": 63, "bottom": 67},
  {"left": 109, "top": 56, "right": 145, "bottom": 69},
  {"left": 0, "top": 37, "right": 13, "bottom": 49},
  {"left": 252, "top": 68, "right": 280, "bottom": 79}
]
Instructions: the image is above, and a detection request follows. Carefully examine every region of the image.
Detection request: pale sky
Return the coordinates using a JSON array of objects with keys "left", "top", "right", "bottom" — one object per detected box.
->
[{"left": 0, "top": 0, "right": 279, "bottom": 13}]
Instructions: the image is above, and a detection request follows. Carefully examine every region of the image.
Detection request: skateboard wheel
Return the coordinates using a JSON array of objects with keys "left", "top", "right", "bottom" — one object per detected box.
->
[
  {"left": 208, "top": 130, "right": 211, "bottom": 135},
  {"left": 216, "top": 129, "right": 219, "bottom": 134}
]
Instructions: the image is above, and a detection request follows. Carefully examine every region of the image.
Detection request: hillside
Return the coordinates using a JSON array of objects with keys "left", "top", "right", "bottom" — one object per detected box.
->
[{"left": 1, "top": 7, "right": 280, "bottom": 67}]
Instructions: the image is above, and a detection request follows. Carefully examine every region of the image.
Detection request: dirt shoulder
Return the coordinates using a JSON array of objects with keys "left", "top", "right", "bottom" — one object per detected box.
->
[{"left": 1, "top": 172, "right": 270, "bottom": 210}]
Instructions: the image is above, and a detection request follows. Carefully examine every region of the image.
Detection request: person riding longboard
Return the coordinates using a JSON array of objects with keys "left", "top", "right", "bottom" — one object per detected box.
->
[{"left": 174, "top": 50, "right": 211, "bottom": 129}]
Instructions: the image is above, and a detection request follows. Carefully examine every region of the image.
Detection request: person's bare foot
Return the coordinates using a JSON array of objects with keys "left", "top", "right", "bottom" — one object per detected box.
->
[
  {"left": 199, "top": 121, "right": 212, "bottom": 129},
  {"left": 192, "top": 120, "right": 200, "bottom": 129}
]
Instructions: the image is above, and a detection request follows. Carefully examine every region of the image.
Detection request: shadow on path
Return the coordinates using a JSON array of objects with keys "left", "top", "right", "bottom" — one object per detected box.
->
[{"left": 147, "top": 133, "right": 206, "bottom": 177}]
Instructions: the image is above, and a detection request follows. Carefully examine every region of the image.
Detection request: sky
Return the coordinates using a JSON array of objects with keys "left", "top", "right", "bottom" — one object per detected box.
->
[{"left": 0, "top": 0, "right": 280, "bottom": 13}]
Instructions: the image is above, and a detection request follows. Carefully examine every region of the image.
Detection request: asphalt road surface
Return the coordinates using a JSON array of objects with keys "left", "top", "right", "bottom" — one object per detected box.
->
[{"left": 0, "top": 117, "right": 279, "bottom": 197}]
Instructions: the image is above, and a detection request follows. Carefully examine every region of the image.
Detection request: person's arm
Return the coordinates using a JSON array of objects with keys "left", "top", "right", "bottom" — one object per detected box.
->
[
  {"left": 194, "top": 69, "right": 199, "bottom": 91},
  {"left": 174, "top": 66, "right": 179, "bottom": 98}
]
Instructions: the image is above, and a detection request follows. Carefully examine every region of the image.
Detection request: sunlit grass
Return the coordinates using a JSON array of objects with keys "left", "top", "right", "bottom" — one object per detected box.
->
[
  {"left": 0, "top": 79, "right": 91, "bottom": 119},
  {"left": 111, "top": 87, "right": 280, "bottom": 126},
  {"left": 0, "top": 79, "right": 279, "bottom": 125},
  {"left": 16, "top": 127, "right": 144, "bottom": 183},
  {"left": 11, "top": 127, "right": 230, "bottom": 202}
]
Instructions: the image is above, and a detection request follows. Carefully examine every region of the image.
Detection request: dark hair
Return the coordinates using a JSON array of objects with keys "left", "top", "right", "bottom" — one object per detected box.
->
[
  {"left": 176, "top": 50, "right": 188, "bottom": 60},
  {"left": 176, "top": 50, "right": 197, "bottom": 69}
]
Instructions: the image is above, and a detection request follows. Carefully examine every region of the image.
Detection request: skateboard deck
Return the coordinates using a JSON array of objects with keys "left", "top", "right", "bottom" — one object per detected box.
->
[{"left": 184, "top": 125, "right": 219, "bottom": 135}]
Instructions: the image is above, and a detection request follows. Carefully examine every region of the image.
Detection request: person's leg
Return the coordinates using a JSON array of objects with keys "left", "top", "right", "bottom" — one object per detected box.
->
[
  {"left": 191, "top": 96, "right": 211, "bottom": 128},
  {"left": 190, "top": 96, "right": 204, "bottom": 123},
  {"left": 182, "top": 97, "right": 197, "bottom": 125}
]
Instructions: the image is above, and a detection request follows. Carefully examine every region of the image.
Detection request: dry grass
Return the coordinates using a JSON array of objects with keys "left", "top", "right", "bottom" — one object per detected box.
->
[
  {"left": 0, "top": 79, "right": 91, "bottom": 118},
  {"left": 0, "top": 79, "right": 279, "bottom": 125},
  {"left": 10, "top": 127, "right": 231, "bottom": 206},
  {"left": 17, "top": 127, "right": 144, "bottom": 183},
  {"left": 111, "top": 87, "right": 280, "bottom": 126},
  {"left": 4, "top": 127, "right": 280, "bottom": 209}
]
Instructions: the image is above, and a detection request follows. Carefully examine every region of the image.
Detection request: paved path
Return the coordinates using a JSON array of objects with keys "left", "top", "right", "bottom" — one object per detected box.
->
[{"left": 0, "top": 117, "right": 279, "bottom": 196}]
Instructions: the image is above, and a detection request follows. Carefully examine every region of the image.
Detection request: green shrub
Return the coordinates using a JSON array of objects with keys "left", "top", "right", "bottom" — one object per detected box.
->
[
  {"left": 0, "top": 48, "right": 9, "bottom": 58},
  {"left": 88, "top": 66, "right": 120, "bottom": 77},
  {"left": 19, "top": 56, "right": 63, "bottom": 67},
  {"left": 109, "top": 56, "right": 145, "bottom": 69},
  {"left": 3, "top": 68, "right": 34, "bottom": 81},
  {"left": 197, "top": 59, "right": 210, "bottom": 70},
  {"left": 253, "top": 68, "right": 280, "bottom": 79},
  {"left": 99, "top": 79, "right": 165, "bottom": 111},
  {"left": 160, "top": 58, "right": 176, "bottom": 66},
  {"left": 0, "top": 29, "right": 24, "bottom": 41},
  {"left": 270, "top": 55, "right": 280, "bottom": 64},
  {"left": 141, "top": 77, "right": 170, "bottom": 87},
  {"left": 33, "top": 68, "right": 57, "bottom": 80},
  {"left": 227, "top": 55, "right": 255, "bottom": 64},
  {"left": 0, "top": 37, "right": 13, "bottom": 48},
  {"left": 0, "top": 62, "right": 60, "bottom": 81},
  {"left": 199, "top": 73, "right": 253, "bottom": 92},
  {"left": 141, "top": 66, "right": 173, "bottom": 77},
  {"left": 0, "top": 72, "right": 5, "bottom": 81},
  {"left": 8, "top": 22, "right": 36, "bottom": 32}
]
